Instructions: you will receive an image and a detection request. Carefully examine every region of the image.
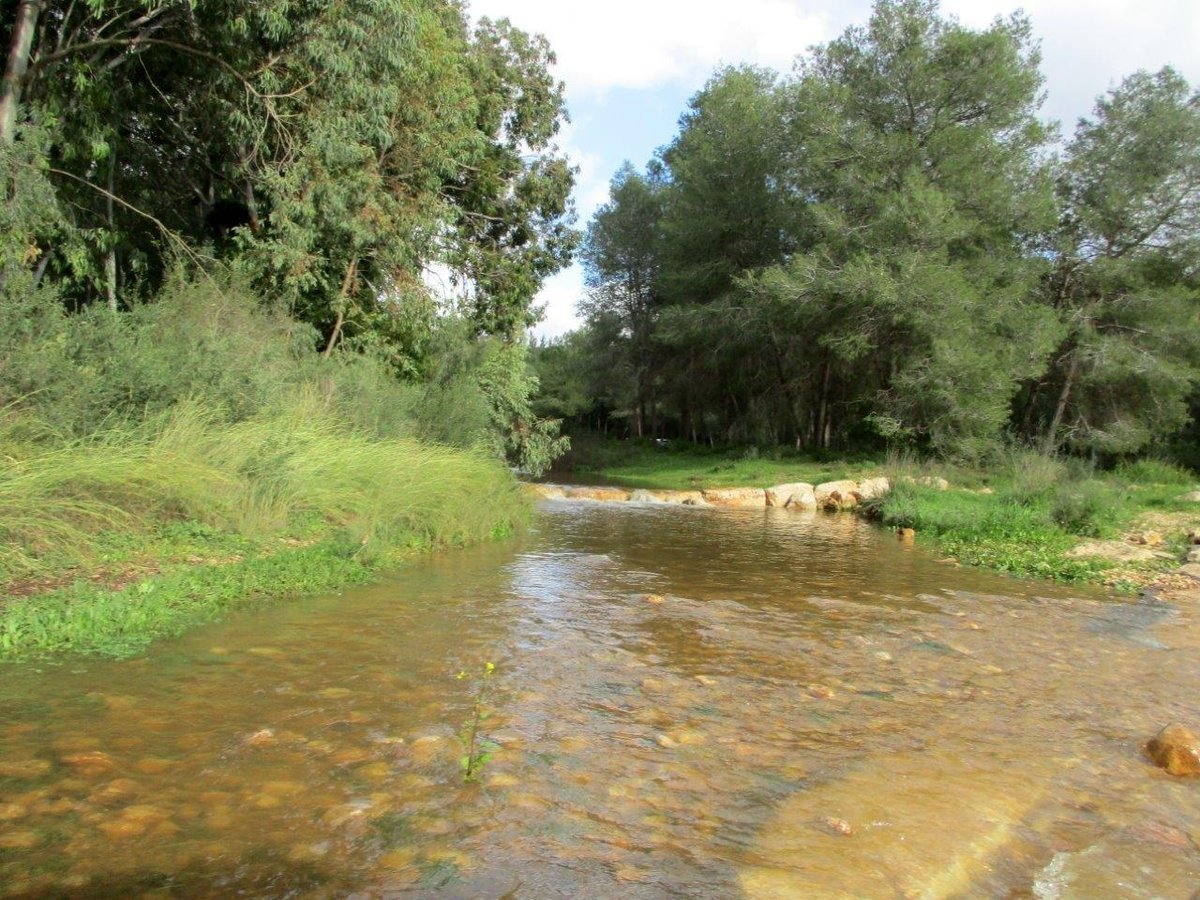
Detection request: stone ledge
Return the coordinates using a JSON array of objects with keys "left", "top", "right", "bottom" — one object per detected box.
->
[{"left": 526, "top": 477, "right": 892, "bottom": 511}]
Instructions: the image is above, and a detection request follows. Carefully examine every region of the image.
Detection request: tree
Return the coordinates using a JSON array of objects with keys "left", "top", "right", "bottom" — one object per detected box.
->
[
  {"left": 579, "top": 162, "right": 665, "bottom": 436},
  {"left": 745, "top": 0, "right": 1061, "bottom": 456},
  {"left": 1031, "top": 68, "right": 1200, "bottom": 454},
  {"left": 657, "top": 65, "right": 796, "bottom": 307}
]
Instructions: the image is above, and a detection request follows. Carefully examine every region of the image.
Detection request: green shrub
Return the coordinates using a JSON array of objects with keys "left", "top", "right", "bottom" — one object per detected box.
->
[
  {"left": 998, "top": 449, "right": 1069, "bottom": 505},
  {"left": 1115, "top": 458, "right": 1195, "bottom": 486},
  {"left": 1050, "top": 480, "right": 1121, "bottom": 536}
]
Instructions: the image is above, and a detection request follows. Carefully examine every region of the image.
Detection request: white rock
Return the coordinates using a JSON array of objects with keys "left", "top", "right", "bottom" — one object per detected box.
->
[{"left": 766, "top": 483, "right": 817, "bottom": 509}]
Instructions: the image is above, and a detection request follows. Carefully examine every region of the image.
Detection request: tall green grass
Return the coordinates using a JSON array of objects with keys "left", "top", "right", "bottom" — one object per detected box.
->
[{"left": 0, "top": 399, "right": 527, "bottom": 658}]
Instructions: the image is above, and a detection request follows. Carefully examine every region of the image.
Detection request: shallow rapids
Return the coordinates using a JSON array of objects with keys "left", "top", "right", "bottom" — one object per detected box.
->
[{"left": 1, "top": 502, "right": 1198, "bottom": 897}]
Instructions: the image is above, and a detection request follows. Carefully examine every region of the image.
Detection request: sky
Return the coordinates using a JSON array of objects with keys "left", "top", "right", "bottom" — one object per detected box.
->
[{"left": 466, "top": 0, "right": 1200, "bottom": 339}]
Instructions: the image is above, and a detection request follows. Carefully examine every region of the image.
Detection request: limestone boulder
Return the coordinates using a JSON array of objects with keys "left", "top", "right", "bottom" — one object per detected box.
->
[
  {"left": 564, "top": 486, "right": 631, "bottom": 502},
  {"left": 701, "top": 487, "right": 766, "bottom": 508},
  {"left": 766, "top": 483, "right": 816, "bottom": 509},
  {"left": 1145, "top": 724, "right": 1200, "bottom": 776},
  {"left": 856, "top": 476, "right": 891, "bottom": 502},
  {"left": 815, "top": 480, "right": 860, "bottom": 511}
]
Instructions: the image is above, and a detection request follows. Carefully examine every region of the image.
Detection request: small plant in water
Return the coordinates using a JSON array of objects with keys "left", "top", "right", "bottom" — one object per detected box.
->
[{"left": 456, "top": 661, "right": 500, "bottom": 782}]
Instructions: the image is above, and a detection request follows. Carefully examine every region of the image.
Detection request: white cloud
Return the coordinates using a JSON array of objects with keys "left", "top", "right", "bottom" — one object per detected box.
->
[
  {"left": 530, "top": 267, "right": 585, "bottom": 339},
  {"left": 941, "top": 0, "right": 1200, "bottom": 130},
  {"left": 469, "top": 0, "right": 831, "bottom": 96}
]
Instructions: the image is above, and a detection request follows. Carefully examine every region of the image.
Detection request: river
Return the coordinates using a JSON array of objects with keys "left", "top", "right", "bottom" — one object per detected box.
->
[{"left": 1, "top": 501, "right": 1198, "bottom": 897}]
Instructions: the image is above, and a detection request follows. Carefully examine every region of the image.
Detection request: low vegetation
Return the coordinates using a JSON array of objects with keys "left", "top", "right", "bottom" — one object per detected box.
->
[
  {"left": 561, "top": 438, "right": 1197, "bottom": 591},
  {"left": 0, "top": 278, "right": 530, "bottom": 659}
]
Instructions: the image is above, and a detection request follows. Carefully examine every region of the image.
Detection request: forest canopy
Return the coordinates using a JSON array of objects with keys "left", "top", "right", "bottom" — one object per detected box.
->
[
  {"left": 540, "top": 0, "right": 1200, "bottom": 463},
  {"left": 0, "top": 0, "right": 576, "bottom": 473}
]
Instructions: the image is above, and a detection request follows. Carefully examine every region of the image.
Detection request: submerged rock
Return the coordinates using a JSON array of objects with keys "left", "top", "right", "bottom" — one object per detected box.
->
[
  {"left": 1145, "top": 724, "right": 1200, "bottom": 776},
  {"left": 818, "top": 816, "right": 853, "bottom": 836}
]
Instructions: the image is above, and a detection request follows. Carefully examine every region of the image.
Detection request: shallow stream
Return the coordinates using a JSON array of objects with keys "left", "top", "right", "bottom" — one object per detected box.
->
[{"left": 1, "top": 501, "right": 1198, "bottom": 897}]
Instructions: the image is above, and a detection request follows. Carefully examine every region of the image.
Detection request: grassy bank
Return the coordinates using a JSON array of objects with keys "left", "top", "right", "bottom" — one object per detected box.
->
[
  {"left": 559, "top": 438, "right": 1198, "bottom": 590},
  {"left": 0, "top": 402, "right": 527, "bottom": 659},
  {"left": 556, "top": 436, "right": 885, "bottom": 491}
]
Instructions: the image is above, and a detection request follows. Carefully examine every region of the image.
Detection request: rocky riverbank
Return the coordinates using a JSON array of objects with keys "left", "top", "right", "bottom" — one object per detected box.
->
[{"left": 526, "top": 476, "right": 903, "bottom": 511}]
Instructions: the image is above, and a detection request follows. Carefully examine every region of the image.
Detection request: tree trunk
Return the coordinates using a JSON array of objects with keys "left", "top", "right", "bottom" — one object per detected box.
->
[
  {"left": 816, "top": 359, "right": 832, "bottom": 450},
  {"left": 105, "top": 150, "right": 117, "bottom": 311},
  {"left": 1043, "top": 351, "right": 1079, "bottom": 453},
  {"left": 322, "top": 258, "right": 358, "bottom": 358},
  {"left": 0, "top": 1, "right": 43, "bottom": 145}
]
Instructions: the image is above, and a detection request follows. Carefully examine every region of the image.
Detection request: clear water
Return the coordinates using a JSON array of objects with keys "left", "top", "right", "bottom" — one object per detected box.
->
[{"left": 1, "top": 502, "right": 1198, "bottom": 897}]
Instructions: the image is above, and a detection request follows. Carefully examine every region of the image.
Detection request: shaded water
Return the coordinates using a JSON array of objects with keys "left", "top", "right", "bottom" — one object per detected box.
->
[{"left": 1, "top": 502, "right": 1199, "bottom": 897}]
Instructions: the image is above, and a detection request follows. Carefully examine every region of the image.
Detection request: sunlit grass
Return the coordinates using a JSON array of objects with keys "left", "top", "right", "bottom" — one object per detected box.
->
[{"left": 0, "top": 398, "right": 528, "bottom": 658}]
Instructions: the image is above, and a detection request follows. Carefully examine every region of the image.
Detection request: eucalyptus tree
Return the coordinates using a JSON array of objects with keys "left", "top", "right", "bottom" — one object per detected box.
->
[{"left": 0, "top": 1, "right": 576, "bottom": 363}]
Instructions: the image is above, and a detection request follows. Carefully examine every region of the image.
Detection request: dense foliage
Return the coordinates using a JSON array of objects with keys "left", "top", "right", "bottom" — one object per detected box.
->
[
  {"left": 540, "top": 0, "right": 1200, "bottom": 463},
  {"left": 0, "top": 0, "right": 575, "bottom": 474}
]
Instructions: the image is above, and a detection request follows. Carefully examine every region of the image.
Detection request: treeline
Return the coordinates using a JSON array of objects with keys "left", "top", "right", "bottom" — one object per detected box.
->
[
  {"left": 0, "top": 0, "right": 575, "bottom": 473},
  {"left": 536, "top": 0, "right": 1200, "bottom": 462}
]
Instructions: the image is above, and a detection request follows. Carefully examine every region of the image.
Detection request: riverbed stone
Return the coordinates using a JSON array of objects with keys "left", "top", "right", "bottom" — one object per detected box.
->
[
  {"left": 765, "top": 483, "right": 816, "bottom": 509},
  {"left": 0, "top": 759, "right": 51, "bottom": 780},
  {"left": 815, "top": 480, "right": 860, "bottom": 510},
  {"left": 701, "top": 487, "right": 767, "bottom": 508},
  {"left": 61, "top": 751, "right": 115, "bottom": 776},
  {"left": 1145, "top": 724, "right": 1200, "bottom": 776},
  {"left": 565, "top": 486, "right": 631, "bottom": 502}
]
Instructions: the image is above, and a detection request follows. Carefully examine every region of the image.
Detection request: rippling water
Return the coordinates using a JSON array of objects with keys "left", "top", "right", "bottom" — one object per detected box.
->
[{"left": 1, "top": 502, "right": 1198, "bottom": 897}]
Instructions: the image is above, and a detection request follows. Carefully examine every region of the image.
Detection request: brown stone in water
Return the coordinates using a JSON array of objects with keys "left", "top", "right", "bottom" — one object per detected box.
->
[
  {"left": 61, "top": 751, "right": 115, "bottom": 776},
  {"left": 1126, "top": 819, "right": 1192, "bottom": 849},
  {"left": 1145, "top": 724, "right": 1200, "bottom": 777},
  {"left": 0, "top": 830, "right": 40, "bottom": 850},
  {"left": 818, "top": 816, "right": 853, "bottom": 836},
  {"left": 0, "top": 759, "right": 51, "bottom": 780},
  {"left": 0, "top": 801, "right": 28, "bottom": 821}
]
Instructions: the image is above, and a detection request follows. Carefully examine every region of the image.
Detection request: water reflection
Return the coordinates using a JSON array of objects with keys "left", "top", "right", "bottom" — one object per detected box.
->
[{"left": 1, "top": 503, "right": 1198, "bottom": 897}]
